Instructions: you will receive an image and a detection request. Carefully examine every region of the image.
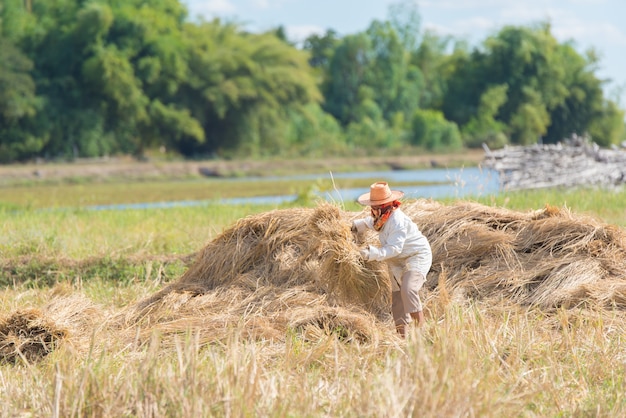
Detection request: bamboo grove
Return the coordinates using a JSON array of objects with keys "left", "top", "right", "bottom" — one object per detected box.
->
[{"left": 0, "top": 0, "right": 624, "bottom": 163}]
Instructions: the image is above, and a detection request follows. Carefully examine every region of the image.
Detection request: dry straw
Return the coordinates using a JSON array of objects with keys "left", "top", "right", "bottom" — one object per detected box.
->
[
  {"left": 118, "top": 203, "right": 394, "bottom": 346},
  {"left": 118, "top": 199, "right": 626, "bottom": 347},
  {"left": 0, "top": 291, "right": 105, "bottom": 363},
  {"left": 403, "top": 199, "right": 626, "bottom": 310},
  {"left": 4, "top": 199, "right": 626, "bottom": 362}
]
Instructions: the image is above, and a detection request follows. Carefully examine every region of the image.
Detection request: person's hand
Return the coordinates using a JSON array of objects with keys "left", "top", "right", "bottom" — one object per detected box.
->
[
  {"left": 351, "top": 221, "right": 358, "bottom": 241},
  {"left": 351, "top": 221, "right": 364, "bottom": 244},
  {"left": 359, "top": 246, "right": 369, "bottom": 261}
]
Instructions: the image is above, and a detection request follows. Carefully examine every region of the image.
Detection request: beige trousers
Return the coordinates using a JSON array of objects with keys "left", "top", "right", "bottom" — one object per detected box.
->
[{"left": 391, "top": 269, "right": 426, "bottom": 326}]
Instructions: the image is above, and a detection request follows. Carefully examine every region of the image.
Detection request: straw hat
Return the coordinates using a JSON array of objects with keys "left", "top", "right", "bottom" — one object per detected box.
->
[{"left": 357, "top": 181, "right": 404, "bottom": 206}]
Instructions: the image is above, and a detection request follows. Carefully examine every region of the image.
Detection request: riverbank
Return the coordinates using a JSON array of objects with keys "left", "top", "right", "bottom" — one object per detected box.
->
[{"left": 0, "top": 150, "right": 485, "bottom": 185}]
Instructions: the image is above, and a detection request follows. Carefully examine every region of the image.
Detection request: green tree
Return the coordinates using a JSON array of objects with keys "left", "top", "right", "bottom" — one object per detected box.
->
[
  {"left": 284, "top": 103, "right": 345, "bottom": 157},
  {"left": 323, "top": 22, "right": 422, "bottom": 130},
  {"left": 387, "top": 0, "right": 421, "bottom": 52},
  {"left": 17, "top": 0, "right": 122, "bottom": 158},
  {"left": 95, "top": 0, "right": 200, "bottom": 156},
  {"left": 303, "top": 29, "right": 339, "bottom": 70},
  {"left": 0, "top": 37, "right": 37, "bottom": 122},
  {"left": 365, "top": 20, "right": 422, "bottom": 122},
  {"left": 0, "top": 36, "right": 42, "bottom": 162},
  {"left": 543, "top": 44, "right": 622, "bottom": 145},
  {"left": 323, "top": 33, "right": 373, "bottom": 126},
  {"left": 413, "top": 31, "right": 467, "bottom": 110},
  {"left": 587, "top": 100, "right": 625, "bottom": 147},
  {"left": 441, "top": 23, "right": 621, "bottom": 147},
  {"left": 3, "top": 0, "right": 622, "bottom": 163},
  {"left": 509, "top": 87, "right": 550, "bottom": 145},
  {"left": 177, "top": 21, "right": 322, "bottom": 157},
  {"left": 345, "top": 117, "right": 400, "bottom": 153},
  {"left": 462, "top": 84, "right": 509, "bottom": 148},
  {"left": 11, "top": 0, "right": 203, "bottom": 159},
  {"left": 0, "top": 0, "right": 34, "bottom": 42},
  {"left": 410, "top": 109, "right": 462, "bottom": 150}
]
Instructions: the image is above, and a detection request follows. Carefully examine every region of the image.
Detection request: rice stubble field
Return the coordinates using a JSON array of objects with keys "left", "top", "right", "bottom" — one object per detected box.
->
[{"left": 1, "top": 164, "right": 626, "bottom": 416}]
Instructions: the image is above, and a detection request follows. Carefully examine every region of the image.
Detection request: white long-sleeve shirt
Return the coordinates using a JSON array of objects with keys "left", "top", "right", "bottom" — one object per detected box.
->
[{"left": 354, "top": 208, "right": 432, "bottom": 290}]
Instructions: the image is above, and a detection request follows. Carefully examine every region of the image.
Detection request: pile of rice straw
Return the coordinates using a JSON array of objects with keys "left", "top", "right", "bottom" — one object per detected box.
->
[
  {"left": 119, "top": 200, "right": 626, "bottom": 346},
  {"left": 0, "top": 291, "right": 104, "bottom": 363},
  {"left": 404, "top": 200, "right": 626, "bottom": 309},
  {"left": 5, "top": 199, "right": 626, "bottom": 361},
  {"left": 119, "top": 203, "right": 394, "bottom": 345}
]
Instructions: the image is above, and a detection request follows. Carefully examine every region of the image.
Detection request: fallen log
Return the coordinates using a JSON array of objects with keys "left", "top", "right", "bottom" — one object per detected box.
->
[{"left": 482, "top": 135, "right": 626, "bottom": 191}]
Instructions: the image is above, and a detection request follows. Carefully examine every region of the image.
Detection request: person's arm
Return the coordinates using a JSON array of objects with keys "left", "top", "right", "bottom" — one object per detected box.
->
[
  {"left": 367, "top": 226, "right": 407, "bottom": 261},
  {"left": 353, "top": 217, "right": 373, "bottom": 233},
  {"left": 352, "top": 217, "right": 373, "bottom": 245}
]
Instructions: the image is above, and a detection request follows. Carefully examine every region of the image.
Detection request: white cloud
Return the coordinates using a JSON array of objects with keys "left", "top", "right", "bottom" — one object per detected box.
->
[
  {"left": 420, "top": 0, "right": 511, "bottom": 9},
  {"left": 251, "top": 0, "right": 292, "bottom": 10},
  {"left": 423, "top": 2, "right": 626, "bottom": 49},
  {"left": 251, "top": 0, "right": 271, "bottom": 8},
  {"left": 285, "top": 24, "right": 326, "bottom": 43},
  {"left": 422, "top": 22, "right": 452, "bottom": 34},
  {"left": 570, "top": 0, "right": 608, "bottom": 4},
  {"left": 497, "top": 6, "right": 626, "bottom": 48},
  {"left": 554, "top": 21, "right": 626, "bottom": 46},
  {"left": 186, "top": 0, "right": 236, "bottom": 16},
  {"left": 422, "top": 0, "right": 609, "bottom": 13},
  {"left": 499, "top": 6, "right": 570, "bottom": 22},
  {"left": 454, "top": 16, "right": 497, "bottom": 32},
  {"left": 424, "top": 16, "right": 497, "bottom": 41}
]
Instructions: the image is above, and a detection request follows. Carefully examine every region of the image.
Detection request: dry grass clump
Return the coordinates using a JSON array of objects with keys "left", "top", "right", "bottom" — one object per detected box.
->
[
  {"left": 117, "top": 203, "right": 394, "bottom": 346},
  {"left": 403, "top": 199, "right": 626, "bottom": 310},
  {"left": 0, "top": 291, "right": 104, "bottom": 363},
  {"left": 0, "top": 309, "right": 68, "bottom": 363}
]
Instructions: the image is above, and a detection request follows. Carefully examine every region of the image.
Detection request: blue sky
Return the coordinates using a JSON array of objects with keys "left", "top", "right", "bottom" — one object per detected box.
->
[{"left": 182, "top": 0, "right": 626, "bottom": 107}]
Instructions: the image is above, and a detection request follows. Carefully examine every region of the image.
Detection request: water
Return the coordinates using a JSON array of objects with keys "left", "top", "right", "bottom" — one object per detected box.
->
[
  {"left": 83, "top": 166, "right": 500, "bottom": 211},
  {"left": 321, "top": 166, "right": 499, "bottom": 203}
]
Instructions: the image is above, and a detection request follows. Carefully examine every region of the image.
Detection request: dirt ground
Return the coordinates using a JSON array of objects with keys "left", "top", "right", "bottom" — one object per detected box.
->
[{"left": 0, "top": 150, "right": 486, "bottom": 183}]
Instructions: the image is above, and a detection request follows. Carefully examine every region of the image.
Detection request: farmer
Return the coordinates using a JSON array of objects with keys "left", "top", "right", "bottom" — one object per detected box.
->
[{"left": 352, "top": 181, "right": 432, "bottom": 337}]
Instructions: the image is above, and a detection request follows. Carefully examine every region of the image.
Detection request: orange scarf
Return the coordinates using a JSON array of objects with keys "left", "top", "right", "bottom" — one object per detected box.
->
[{"left": 372, "top": 200, "right": 401, "bottom": 231}]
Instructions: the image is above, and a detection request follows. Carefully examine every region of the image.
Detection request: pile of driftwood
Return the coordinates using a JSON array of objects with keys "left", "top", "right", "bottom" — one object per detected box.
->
[{"left": 482, "top": 135, "right": 626, "bottom": 191}]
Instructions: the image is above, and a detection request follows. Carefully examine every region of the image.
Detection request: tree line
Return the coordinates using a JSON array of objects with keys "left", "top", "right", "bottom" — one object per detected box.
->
[{"left": 0, "top": 0, "right": 624, "bottom": 163}]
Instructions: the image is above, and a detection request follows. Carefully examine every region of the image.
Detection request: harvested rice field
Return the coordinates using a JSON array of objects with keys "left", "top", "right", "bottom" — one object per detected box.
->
[{"left": 2, "top": 191, "right": 626, "bottom": 416}]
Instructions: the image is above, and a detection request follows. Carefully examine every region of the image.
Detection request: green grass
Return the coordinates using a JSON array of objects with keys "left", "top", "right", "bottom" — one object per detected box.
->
[
  {"left": 0, "top": 203, "right": 278, "bottom": 258},
  {"left": 2, "top": 182, "right": 626, "bottom": 416},
  {"left": 473, "top": 187, "right": 626, "bottom": 227}
]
